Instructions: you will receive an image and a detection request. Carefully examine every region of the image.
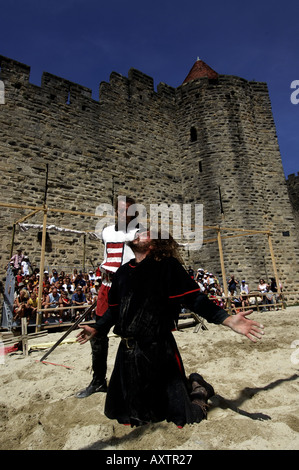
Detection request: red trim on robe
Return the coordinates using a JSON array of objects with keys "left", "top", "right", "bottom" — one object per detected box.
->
[{"left": 169, "top": 288, "right": 200, "bottom": 299}]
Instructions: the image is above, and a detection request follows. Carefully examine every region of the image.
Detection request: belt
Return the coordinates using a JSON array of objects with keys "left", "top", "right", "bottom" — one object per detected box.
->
[{"left": 121, "top": 337, "right": 135, "bottom": 349}]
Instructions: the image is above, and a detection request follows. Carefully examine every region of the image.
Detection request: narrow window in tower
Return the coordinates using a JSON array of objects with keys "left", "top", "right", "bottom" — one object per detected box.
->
[
  {"left": 190, "top": 127, "right": 197, "bottom": 142},
  {"left": 66, "top": 91, "right": 71, "bottom": 105},
  {"left": 198, "top": 161, "right": 202, "bottom": 173}
]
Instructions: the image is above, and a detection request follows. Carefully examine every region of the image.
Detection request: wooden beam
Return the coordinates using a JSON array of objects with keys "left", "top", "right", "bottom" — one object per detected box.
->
[
  {"left": 15, "top": 208, "right": 42, "bottom": 224},
  {"left": 36, "top": 207, "right": 48, "bottom": 332},
  {"left": 9, "top": 223, "right": 16, "bottom": 259}
]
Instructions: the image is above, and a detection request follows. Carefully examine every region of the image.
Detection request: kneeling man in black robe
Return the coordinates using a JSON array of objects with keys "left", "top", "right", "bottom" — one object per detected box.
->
[{"left": 77, "top": 231, "right": 264, "bottom": 428}]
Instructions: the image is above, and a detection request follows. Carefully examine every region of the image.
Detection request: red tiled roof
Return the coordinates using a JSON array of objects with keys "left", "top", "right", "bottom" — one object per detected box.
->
[{"left": 183, "top": 59, "right": 218, "bottom": 83}]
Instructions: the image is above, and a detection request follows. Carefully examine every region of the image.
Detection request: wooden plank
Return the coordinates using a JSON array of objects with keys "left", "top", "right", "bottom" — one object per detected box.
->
[{"left": 2, "top": 331, "right": 48, "bottom": 344}]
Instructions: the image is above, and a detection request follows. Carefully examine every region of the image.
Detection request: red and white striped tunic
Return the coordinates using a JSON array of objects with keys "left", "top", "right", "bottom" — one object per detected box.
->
[{"left": 100, "top": 225, "right": 138, "bottom": 282}]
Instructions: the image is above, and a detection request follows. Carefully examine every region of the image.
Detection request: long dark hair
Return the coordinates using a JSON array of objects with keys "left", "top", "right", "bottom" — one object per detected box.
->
[{"left": 148, "top": 230, "right": 183, "bottom": 263}]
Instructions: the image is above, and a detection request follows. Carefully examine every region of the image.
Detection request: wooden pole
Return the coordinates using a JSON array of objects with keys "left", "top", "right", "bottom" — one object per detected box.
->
[
  {"left": 0, "top": 201, "right": 101, "bottom": 218},
  {"left": 267, "top": 234, "right": 281, "bottom": 294},
  {"left": 21, "top": 318, "right": 28, "bottom": 356},
  {"left": 39, "top": 300, "right": 97, "bottom": 362},
  {"left": 10, "top": 223, "right": 16, "bottom": 259},
  {"left": 36, "top": 207, "right": 48, "bottom": 331},
  {"left": 83, "top": 233, "right": 86, "bottom": 272},
  {"left": 217, "top": 228, "right": 231, "bottom": 313},
  {"left": 267, "top": 233, "right": 284, "bottom": 309}
]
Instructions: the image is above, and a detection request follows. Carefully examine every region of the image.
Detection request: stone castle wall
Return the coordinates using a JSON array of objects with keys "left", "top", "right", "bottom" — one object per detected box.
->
[
  {"left": 0, "top": 55, "right": 298, "bottom": 302},
  {"left": 286, "top": 172, "right": 299, "bottom": 242}
]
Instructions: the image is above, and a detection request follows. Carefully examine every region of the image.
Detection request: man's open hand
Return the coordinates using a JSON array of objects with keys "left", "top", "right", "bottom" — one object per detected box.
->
[
  {"left": 222, "top": 310, "right": 264, "bottom": 342},
  {"left": 76, "top": 325, "right": 97, "bottom": 345}
]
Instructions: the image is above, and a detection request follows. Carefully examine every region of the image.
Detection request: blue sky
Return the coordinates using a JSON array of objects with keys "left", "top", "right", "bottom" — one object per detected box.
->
[{"left": 0, "top": 0, "right": 298, "bottom": 177}]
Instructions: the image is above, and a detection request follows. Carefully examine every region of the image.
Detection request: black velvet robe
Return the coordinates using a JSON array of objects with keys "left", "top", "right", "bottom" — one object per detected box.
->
[{"left": 94, "top": 256, "right": 229, "bottom": 427}]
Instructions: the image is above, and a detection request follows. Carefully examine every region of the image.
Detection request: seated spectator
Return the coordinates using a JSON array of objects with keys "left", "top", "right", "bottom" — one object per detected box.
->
[
  {"left": 44, "top": 286, "right": 62, "bottom": 324},
  {"left": 74, "top": 273, "right": 86, "bottom": 289},
  {"left": 15, "top": 268, "right": 23, "bottom": 288},
  {"left": 66, "top": 284, "right": 74, "bottom": 298},
  {"left": 62, "top": 276, "right": 74, "bottom": 293},
  {"left": 27, "top": 291, "right": 38, "bottom": 323},
  {"left": 239, "top": 290, "right": 250, "bottom": 310},
  {"left": 13, "top": 288, "right": 30, "bottom": 323},
  {"left": 59, "top": 289, "right": 73, "bottom": 322},
  {"left": 90, "top": 280, "right": 100, "bottom": 297},
  {"left": 195, "top": 268, "right": 204, "bottom": 282},
  {"left": 71, "top": 286, "right": 87, "bottom": 321},
  {"left": 31, "top": 273, "right": 39, "bottom": 288},
  {"left": 43, "top": 271, "right": 49, "bottom": 286},
  {"left": 26, "top": 279, "right": 34, "bottom": 294},
  {"left": 84, "top": 279, "right": 94, "bottom": 295},
  {"left": 40, "top": 287, "right": 49, "bottom": 308},
  {"left": 72, "top": 286, "right": 86, "bottom": 306},
  {"left": 50, "top": 270, "right": 59, "bottom": 285},
  {"left": 54, "top": 279, "right": 63, "bottom": 291},
  {"left": 258, "top": 278, "right": 269, "bottom": 309},
  {"left": 71, "top": 268, "right": 78, "bottom": 283}
]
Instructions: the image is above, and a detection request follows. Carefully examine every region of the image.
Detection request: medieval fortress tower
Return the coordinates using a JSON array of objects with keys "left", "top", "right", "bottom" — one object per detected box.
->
[{"left": 0, "top": 55, "right": 298, "bottom": 302}]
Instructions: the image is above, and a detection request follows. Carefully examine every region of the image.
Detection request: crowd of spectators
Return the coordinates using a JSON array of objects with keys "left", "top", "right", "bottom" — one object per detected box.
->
[
  {"left": 8, "top": 248, "right": 101, "bottom": 326},
  {"left": 7, "top": 248, "right": 283, "bottom": 327},
  {"left": 187, "top": 266, "right": 283, "bottom": 312}
]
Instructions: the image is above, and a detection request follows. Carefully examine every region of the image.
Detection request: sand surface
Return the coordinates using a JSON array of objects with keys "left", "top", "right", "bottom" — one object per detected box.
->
[{"left": 1, "top": 307, "right": 299, "bottom": 451}]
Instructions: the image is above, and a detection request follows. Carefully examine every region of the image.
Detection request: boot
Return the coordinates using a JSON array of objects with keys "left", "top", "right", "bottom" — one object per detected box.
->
[
  {"left": 189, "top": 373, "right": 215, "bottom": 400},
  {"left": 75, "top": 379, "right": 107, "bottom": 398},
  {"left": 189, "top": 373, "right": 215, "bottom": 419}
]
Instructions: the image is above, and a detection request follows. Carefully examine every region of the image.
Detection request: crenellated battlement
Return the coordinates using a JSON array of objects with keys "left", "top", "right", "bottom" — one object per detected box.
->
[
  {"left": 0, "top": 54, "right": 177, "bottom": 108},
  {"left": 0, "top": 55, "right": 30, "bottom": 84},
  {"left": 41, "top": 72, "right": 93, "bottom": 102}
]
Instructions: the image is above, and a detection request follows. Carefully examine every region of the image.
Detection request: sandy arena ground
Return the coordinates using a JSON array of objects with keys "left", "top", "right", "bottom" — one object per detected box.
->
[{"left": 0, "top": 306, "right": 298, "bottom": 451}]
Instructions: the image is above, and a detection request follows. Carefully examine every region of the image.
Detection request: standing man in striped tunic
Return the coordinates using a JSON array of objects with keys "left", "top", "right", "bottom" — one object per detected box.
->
[{"left": 76, "top": 196, "right": 139, "bottom": 398}]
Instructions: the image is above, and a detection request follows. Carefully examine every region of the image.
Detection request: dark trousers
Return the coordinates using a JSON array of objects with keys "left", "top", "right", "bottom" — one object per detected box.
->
[{"left": 90, "top": 326, "right": 109, "bottom": 385}]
